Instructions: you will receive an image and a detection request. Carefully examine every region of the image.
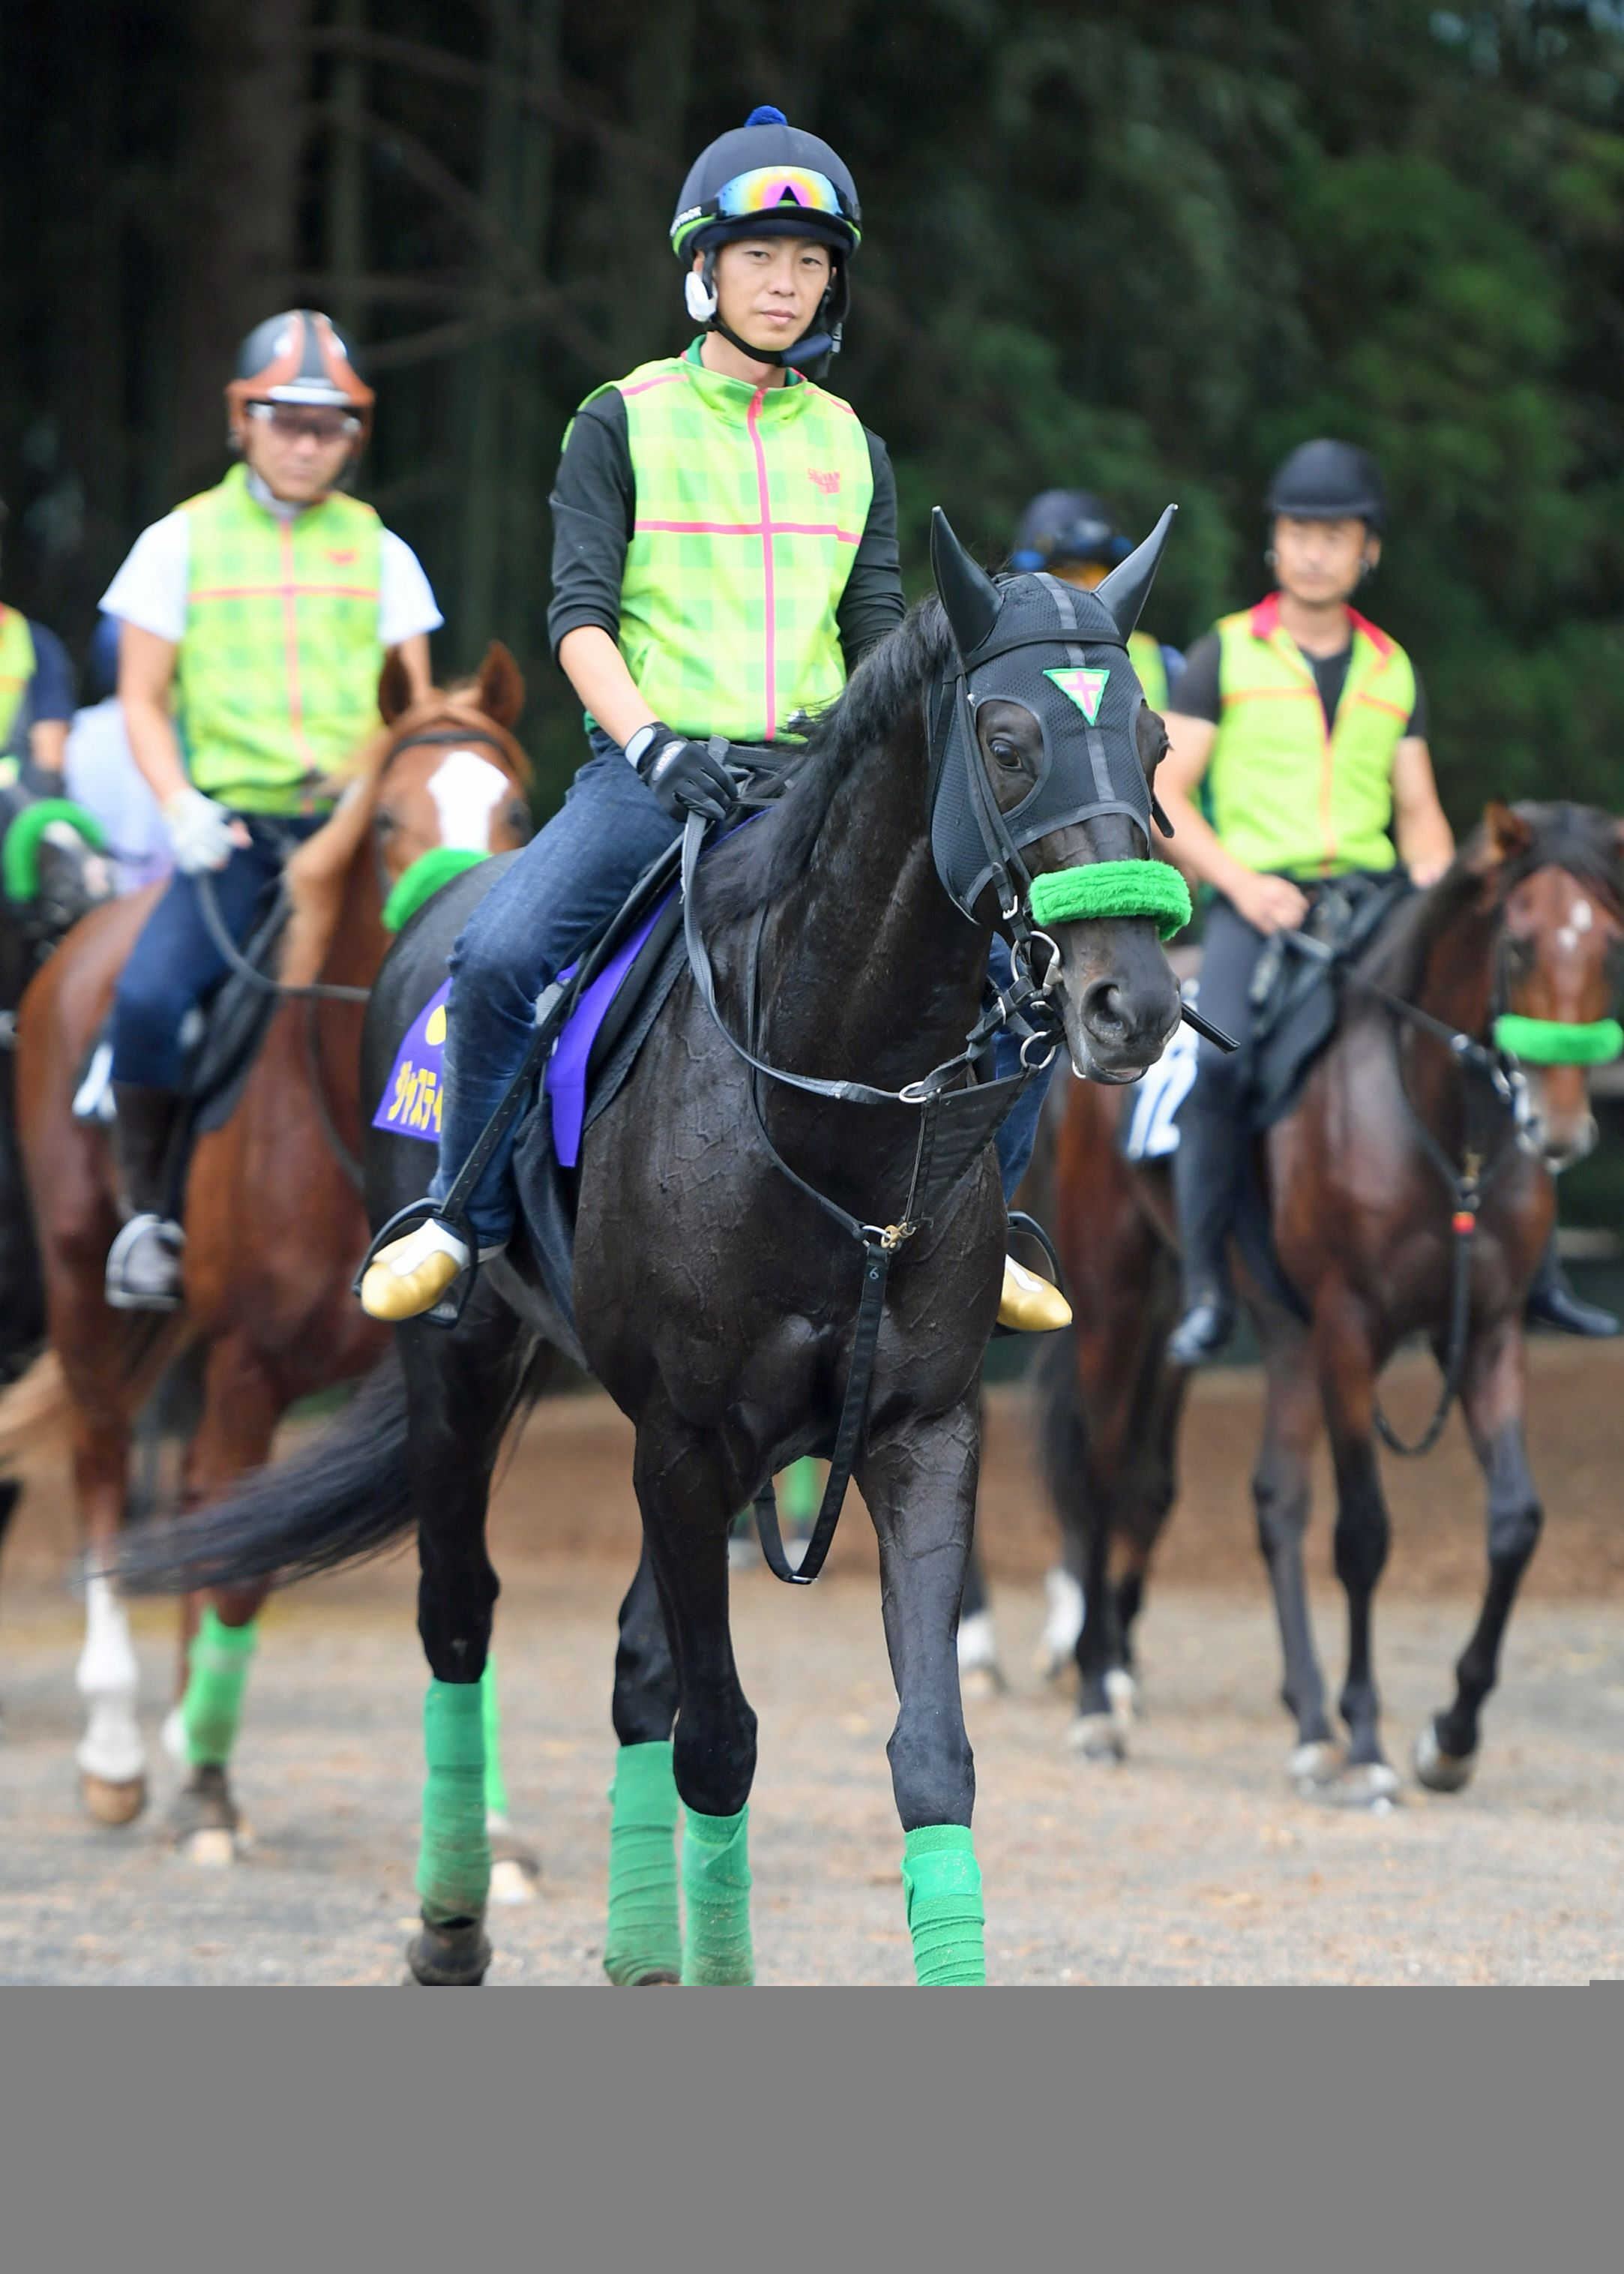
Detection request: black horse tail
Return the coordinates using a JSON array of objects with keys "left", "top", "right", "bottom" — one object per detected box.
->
[
  {"left": 1034, "top": 1324, "right": 1092, "bottom": 1552},
  {"left": 116, "top": 1351, "right": 415, "bottom": 1595}
]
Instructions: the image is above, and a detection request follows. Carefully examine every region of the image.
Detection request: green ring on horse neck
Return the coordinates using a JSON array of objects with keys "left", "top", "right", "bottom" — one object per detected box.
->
[
  {"left": 1492, "top": 1013, "right": 1624, "bottom": 1066},
  {"left": 382, "top": 845, "right": 492, "bottom": 935},
  {"left": 1, "top": 799, "right": 109, "bottom": 903},
  {"left": 1028, "top": 859, "right": 1192, "bottom": 941}
]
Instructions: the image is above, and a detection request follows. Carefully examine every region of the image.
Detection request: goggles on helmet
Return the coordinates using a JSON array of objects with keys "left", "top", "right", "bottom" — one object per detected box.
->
[{"left": 673, "top": 164, "right": 860, "bottom": 254}]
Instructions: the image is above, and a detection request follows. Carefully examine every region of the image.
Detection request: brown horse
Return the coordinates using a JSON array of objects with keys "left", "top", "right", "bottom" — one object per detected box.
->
[
  {"left": 4, "top": 645, "right": 532, "bottom": 1848},
  {"left": 1037, "top": 801, "right": 1623, "bottom": 1801}
]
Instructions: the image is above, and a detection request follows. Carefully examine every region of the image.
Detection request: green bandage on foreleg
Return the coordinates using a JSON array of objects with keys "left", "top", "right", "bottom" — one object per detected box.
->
[
  {"left": 479, "top": 1656, "right": 510, "bottom": 1822},
  {"left": 604, "top": 1740, "right": 682, "bottom": 1984},
  {"left": 785, "top": 1456, "right": 821, "bottom": 1525},
  {"left": 415, "top": 1679, "right": 490, "bottom": 1925},
  {"left": 1029, "top": 858, "right": 1192, "bottom": 940},
  {"left": 180, "top": 1606, "right": 257, "bottom": 1768},
  {"left": 902, "top": 1823, "right": 986, "bottom": 1984},
  {"left": 681, "top": 1803, "right": 754, "bottom": 1984}
]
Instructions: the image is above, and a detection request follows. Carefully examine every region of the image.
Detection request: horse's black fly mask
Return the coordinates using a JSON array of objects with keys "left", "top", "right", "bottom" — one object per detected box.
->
[{"left": 924, "top": 506, "right": 1182, "bottom": 937}]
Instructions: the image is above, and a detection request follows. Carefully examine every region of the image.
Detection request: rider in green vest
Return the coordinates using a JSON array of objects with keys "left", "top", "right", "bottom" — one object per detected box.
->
[
  {"left": 364, "top": 106, "right": 1076, "bottom": 1330},
  {"left": 100, "top": 310, "right": 441, "bottom": 1309},
  {"left": 1156, "top": 441, "right": 1454, "bottom": 1365},
  {"left": 0, "top": 493, "right": 76, "bottom": 787},
  {"left": 1157, "top": 440, "right": 1614, "bottom": 1360}
]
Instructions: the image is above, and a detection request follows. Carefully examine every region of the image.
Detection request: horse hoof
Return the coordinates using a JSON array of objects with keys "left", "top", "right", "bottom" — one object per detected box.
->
[
  {"left": 1315, "top": 1760, "right": 1401, "bottom": 1810},
  {"left": 406, "top": 1918, "right": 491, "bottom": 1985},
  {"left": 1288, "top": 1740, "right": 1342, "bottom": 1792},
  {"left": 184, "top": 1828, "right": 237, "bottom": 1869},
  {"left": 170, "top": 1765, "right": 248, "bottom": 1862},
  {"left": 960, "top": 1662, "right": 1006, "bottom": 1704},
  {"left": 1413, "top": 1722, "right": 1477, "bottom": 1794},
  {"left": 82, "top": 1772, "right": 147, "bottom": 1827},
  {"left": 1068, "top": 1711, "right": 1126, "bottom": 1762}
]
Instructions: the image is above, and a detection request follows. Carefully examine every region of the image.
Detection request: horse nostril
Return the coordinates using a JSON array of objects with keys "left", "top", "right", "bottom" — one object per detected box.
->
[{"left": 1080, "top": 979, "right": 1128, "bottom": 1042}]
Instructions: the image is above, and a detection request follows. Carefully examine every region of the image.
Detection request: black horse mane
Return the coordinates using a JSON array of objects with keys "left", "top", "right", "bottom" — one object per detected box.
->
[
  {"left": 1361, "top": 800, "right": 1623, "bottom": 999},
  {"left": 698, "top": 598, "right": 952, "bottom": 925}
]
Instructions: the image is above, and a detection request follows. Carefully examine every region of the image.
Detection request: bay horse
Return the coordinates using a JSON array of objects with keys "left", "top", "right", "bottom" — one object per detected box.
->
[
  {"left": 3, "top": 646, "right": 533, "bottom": 1854},
  {"left": 116, "top": 510, "right": 1188, "bottom": 1984},
  {"left": 1038, "top": 801, "right": 1623, "bottom": 1802}
]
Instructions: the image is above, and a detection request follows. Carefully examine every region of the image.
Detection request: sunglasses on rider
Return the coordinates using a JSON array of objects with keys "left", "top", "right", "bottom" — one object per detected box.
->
[
  {"left": 246, "top": 404, "right": 361, "bottom": 445},
  {"left": 712, "top": 164, "right": 859, "bottom": 228}
]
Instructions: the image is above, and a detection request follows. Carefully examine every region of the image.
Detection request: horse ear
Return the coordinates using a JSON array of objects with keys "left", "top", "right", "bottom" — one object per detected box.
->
[
  {"left": 1483, "top": 799, "right": 1534, "bottom": 866},
  {"left": 930, "top": 507, "right": 1001, "bottom": 656},
  {"left": 475, "top": 640, "right": 526, "bottom": 728},
  {"left": 1093, "top": 505, "right": 1177, "bottom": 641},
  {"left": 377, "top": 651, "right": 415, "bottom": 724}
]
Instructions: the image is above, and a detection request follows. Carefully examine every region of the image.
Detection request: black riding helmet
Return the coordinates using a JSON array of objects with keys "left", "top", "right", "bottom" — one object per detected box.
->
[
  {"left": 1266, "top": 440, "right": 1386, "bottom": 533},
  {"left": 670, "top": 106, "right": 861, "bottom": 373},
  {"left": 1011, "top": 490, "right": 1132, "bottom": 574}
]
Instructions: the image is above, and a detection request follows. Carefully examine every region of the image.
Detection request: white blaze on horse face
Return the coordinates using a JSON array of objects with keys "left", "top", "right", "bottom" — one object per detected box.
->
[
  {"left": 426, "top": 748, "right": 510, "bottom": 849},
  {"left": 1557, "top": 896, "right": 1595, "bottom": 955}
]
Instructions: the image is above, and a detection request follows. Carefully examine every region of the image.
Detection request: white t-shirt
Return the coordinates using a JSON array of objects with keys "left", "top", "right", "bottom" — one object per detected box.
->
[
  {"left": 63, "top": 698, "right": 172, "bottom": 892},
  {"left": 100, "top": 496, "right": 442, "bottom": 650}
]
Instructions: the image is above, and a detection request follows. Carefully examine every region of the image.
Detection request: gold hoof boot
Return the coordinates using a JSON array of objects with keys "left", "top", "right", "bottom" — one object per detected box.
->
[
  {"left": 997, "top": 1255, "right": 1073, "bottom": 1333},
  {"left": 359, "top": 1221, "right": 470, "bottom": 1322}
]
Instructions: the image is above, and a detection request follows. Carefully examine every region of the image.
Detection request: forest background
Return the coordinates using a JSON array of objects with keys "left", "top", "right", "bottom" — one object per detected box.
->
[{"left": 5, "top": 0, "right": 1624, "bottom": 825}]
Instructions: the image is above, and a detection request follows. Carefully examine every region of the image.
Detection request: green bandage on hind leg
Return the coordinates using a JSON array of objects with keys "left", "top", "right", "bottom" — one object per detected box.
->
[
  {"left": 479, "top": 1656, "right": 510, "bottom": 1822},
  {"left": 415, "top": 1679, "right": 490, "bottom": 1926},
  {"left": 604, "top": 1740, "right": 682, "bottom": 1984},
  {"left": 681, "top": 1802, "right": 754, "bottom": 1984},
  {"left": 181, "top": 1607, "right": 257, "bottom": 1768},
  {"left": 902, "top": 1824, "right": 986, "bottom": 1984}
]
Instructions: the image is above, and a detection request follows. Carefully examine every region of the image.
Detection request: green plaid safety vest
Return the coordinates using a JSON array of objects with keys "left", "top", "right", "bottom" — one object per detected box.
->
[
  {"left": 174, "top": 464, "right": 385, "bottom": 814},
  {"left": 591, "top": 344, "right": 874, "bottom": 743},
  {"left": 0, "top": 607, "right": 37, "bottom": 754},
  {"left": 1207, "top": 594, "right": 1413, "bottom": 878}
]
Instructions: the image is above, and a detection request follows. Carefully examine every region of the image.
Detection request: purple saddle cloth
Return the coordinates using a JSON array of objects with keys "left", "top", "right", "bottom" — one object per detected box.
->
[{"left": 372, "top": 898, "right": 670, "bottom": 1168}]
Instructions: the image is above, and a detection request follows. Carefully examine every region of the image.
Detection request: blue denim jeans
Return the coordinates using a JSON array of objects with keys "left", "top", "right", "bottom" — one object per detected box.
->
[
  {"left": 430, "top": 731, "right": 682, "bottom": 1246},
  {"left": 110, "top": 814, "right": 325, "bottom": 1089},
  {"left": 988, "top": 934, "right": 1058, "bottom": 1203}
]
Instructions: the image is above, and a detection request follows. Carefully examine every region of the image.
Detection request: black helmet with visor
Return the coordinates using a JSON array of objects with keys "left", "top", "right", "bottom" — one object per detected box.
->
[
  {"left": 1266, "top": 440, "right": 1386, "bottom": 534},
  {"left": 670, "top": 106, "right": 861, "bottom": 373}
]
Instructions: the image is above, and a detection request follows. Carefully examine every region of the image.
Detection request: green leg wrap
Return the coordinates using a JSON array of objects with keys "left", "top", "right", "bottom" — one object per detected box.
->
[
  {"left": 784, "top": 1456, "right": 820, "bottom": 1525},
  {"left": 479, "top": 1656, "right": 510, "bottom": 1822},
  {"left": 415, "top": 1679, "right": 490, "bottom": 1926},
  {"left": 181, "top": 1607, "right": 257, "bottom": 1768},
  {"left": 603, "top": 1740, "right": 682, "bottom": 1984},
  {"left": 902, "top": 1824, "right": 986, "bottom": 1985},
  {"left": 681, "top": 1802, "right": 754, "bottom": 1985}
]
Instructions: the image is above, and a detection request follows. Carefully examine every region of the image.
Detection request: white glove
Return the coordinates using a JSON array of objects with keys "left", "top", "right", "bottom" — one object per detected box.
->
[{"left": 161, "top": 788, "right": 238, "bottom": 874}]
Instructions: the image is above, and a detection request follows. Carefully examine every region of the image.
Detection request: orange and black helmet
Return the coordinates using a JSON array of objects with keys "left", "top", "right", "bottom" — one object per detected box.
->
[{"left": 226, "top": 310, "right": 375, "bottom": 447}]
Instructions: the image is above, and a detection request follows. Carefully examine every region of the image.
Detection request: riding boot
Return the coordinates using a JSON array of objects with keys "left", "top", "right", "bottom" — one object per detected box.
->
[
  {"left": 1167, "top": 1101, "right": 1244, "bottom": 1367},
  {"left": 105, "top": 1083, "right": 185, "bottom": 1312},
  {"left": 1526, "top": 1231, "right": 1620, "bottom": 1337}
]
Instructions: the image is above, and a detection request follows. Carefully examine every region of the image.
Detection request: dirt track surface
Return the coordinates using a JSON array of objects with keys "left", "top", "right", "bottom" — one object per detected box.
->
[{"left": 3, "top": 1340, "right": 1624, "bottom": 1984}]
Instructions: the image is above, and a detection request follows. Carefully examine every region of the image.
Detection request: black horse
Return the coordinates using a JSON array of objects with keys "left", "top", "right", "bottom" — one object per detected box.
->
[{"left": 118, "top": 509, "right": 1187, "bottom": 1984}]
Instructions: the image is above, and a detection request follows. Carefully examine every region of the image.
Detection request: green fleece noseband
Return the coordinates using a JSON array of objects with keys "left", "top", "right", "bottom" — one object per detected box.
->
[
  {"left": 1493, "top": 1014, "right": 1624, "bottom": 1066},
  {"left": 2, "top": 800, "right": 108, "bottom": 903},
  {"left": 1028, "top": 859, "right": 1191, "bottom": 940},
  {"left": 382, "top": 846, "right": 491, "bottom": 934}
]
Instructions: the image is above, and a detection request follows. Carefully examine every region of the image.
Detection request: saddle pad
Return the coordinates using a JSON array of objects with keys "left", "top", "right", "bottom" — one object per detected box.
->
[
  {"left": 1121, "top": 1015, "right": 1198, "bottom": 1160},
  {"left": 370, "top": 894, "right": 673, "bottom": 1162}
]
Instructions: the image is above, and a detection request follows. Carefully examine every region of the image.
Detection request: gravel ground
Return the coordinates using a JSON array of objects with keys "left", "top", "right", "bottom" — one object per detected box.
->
[{"left": 4, "top": 1556, "right": 1623, "bottom": 1984}]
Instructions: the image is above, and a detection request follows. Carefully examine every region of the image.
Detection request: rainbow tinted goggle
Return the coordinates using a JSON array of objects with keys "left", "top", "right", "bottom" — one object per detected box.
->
[{"left": 675, "top": 166, "right": 861, "bottom": 250}]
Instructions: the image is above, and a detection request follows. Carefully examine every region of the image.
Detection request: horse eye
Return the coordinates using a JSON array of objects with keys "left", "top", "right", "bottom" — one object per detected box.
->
[
  {"left": 989, "top": 736, "right": 1022, "bottom": 770},
  {"left": 374, "top": 808, "right": 398, "bottom": 835},
  {"left": 506, "top": 801, "right": 532, "bottom": 838}
]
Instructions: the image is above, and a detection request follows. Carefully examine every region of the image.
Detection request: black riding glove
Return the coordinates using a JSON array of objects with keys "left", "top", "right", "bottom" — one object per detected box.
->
[{"left": 624, "top": 722, "right": 736, "bottom": 826}]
